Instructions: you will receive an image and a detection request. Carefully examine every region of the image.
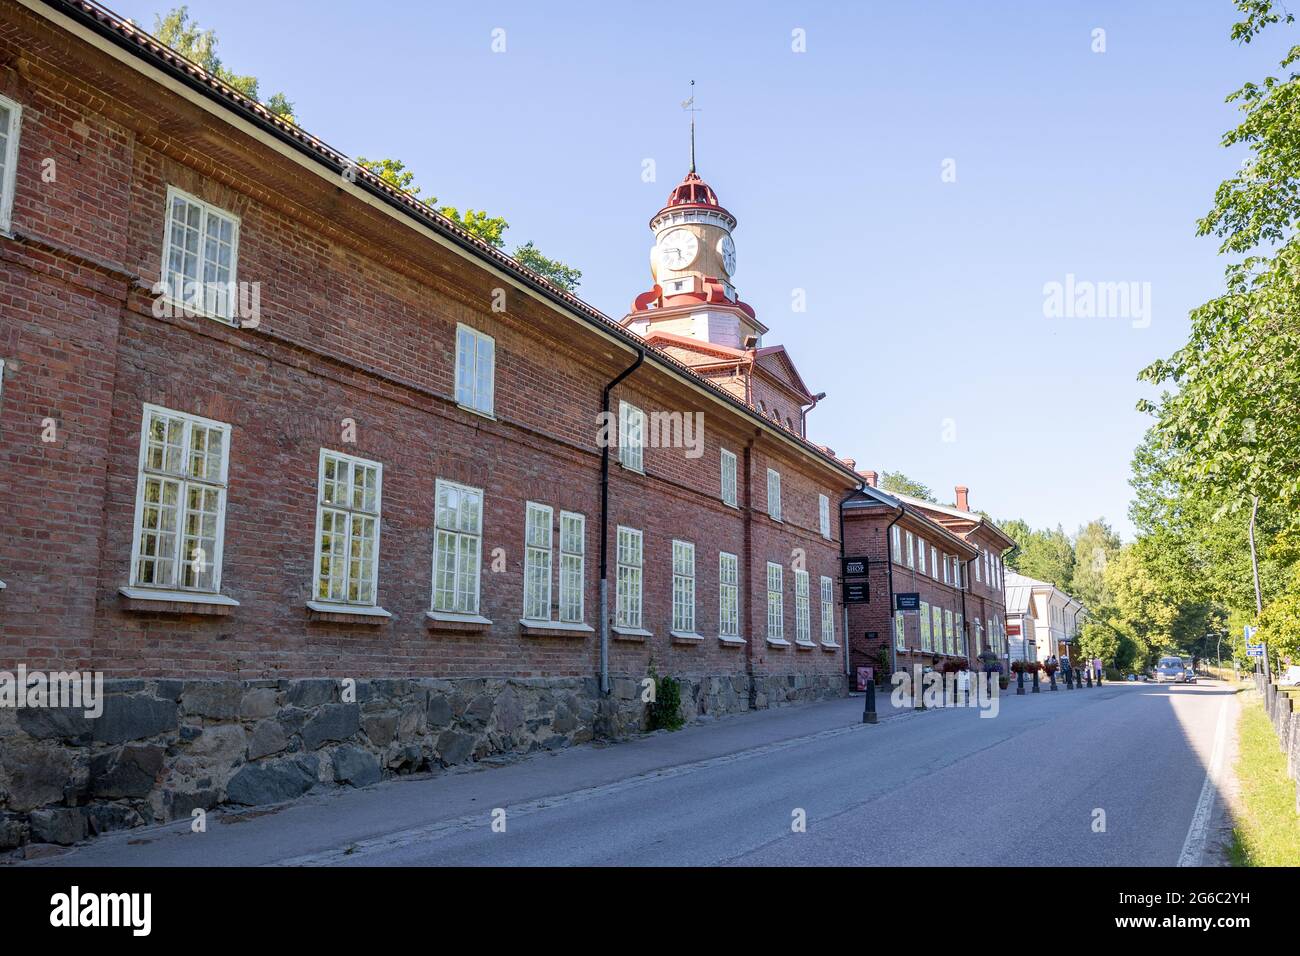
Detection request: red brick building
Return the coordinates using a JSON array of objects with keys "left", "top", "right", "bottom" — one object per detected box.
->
[
  {"left": 0, "top": 0, "right": 857, "bottom": 842},
  {"left": 843, "top": 474, "right": 1014, "bottom": 684}
]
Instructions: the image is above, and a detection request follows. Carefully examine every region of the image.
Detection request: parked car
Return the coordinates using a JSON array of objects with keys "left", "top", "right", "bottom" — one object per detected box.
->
[{"left": 1155, "top": 656, "right": 1186, "bottom": 683}]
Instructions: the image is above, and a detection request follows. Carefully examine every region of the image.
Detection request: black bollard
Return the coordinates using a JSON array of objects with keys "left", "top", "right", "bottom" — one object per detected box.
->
[
  {"left": 863, "top": 679, "right": 879, "bottom": 724},
  {"left": 1049, "top": 671, "right": 1057, "bottom": 691},
  {"left": 1066, "top": 669, "right": 1074, "bottom": 690},
  {"left": 1016, "top": 669, "right": 1025, "bottom": 696},
  {"left": 1086, "top": 669, "right": 1093, "bottom": 688},
  {"left": 1032, "top": 669, "right": 1040, "bottom": 693},
  {"left": 1097, "top": 669, "right": 1103, "bottom": 686}
]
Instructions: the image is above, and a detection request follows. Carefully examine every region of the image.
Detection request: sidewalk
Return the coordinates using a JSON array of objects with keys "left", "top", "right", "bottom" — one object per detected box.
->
[{"left": 20, "top": 692, "right": 914, "bottom": 867}]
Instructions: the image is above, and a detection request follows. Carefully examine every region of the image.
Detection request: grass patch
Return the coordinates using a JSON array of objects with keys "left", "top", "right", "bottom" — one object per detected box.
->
[{"left": 1229, "top": 695, "right": 1300, "bottom": 867}]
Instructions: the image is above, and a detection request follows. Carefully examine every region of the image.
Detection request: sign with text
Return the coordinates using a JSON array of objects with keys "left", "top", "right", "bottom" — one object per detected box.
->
[
  {"left": 1006, "top": 623, "right": 1021, "bottom": 637},
  {"left": 842, "top": 580, "right": 869, "bottom": 604},
  {"left": 894, "top": 592, "right": 920, "bottom": 612},
  {"left": 842, "top": 556, "right": 869, "bottom": 578}
]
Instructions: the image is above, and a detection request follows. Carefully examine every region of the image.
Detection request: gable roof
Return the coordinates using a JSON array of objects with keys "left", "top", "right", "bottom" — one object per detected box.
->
[
  {"left": 843, "top": 485, "right": 978, "bottom": 556},
  {"left": 35, "top": 0, "right": 861, "bottom": 484},
  {"left": 885, "top": 491, "right": 1019, "bottom": 550},
  {"left": 754, "top": 345, "right": 814, "bottom": 400}
]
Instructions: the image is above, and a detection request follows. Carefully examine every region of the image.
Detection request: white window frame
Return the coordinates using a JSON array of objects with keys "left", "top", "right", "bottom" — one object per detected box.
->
[
  {"left": 819, "top": 575, "right": 835, "bottom": 645},
  {"left": 976, "top": 619, "right": 984, "bottom": 654},
  {"left": 160, "top": 185, "right": 241, "bottom": 324},
  {"left": 818, "top": 494, "right": 831, "bottom": 539},
  {"left": 312, "top": 449, "right": 383, "bottom": 609},
  {"left": 956, "top": 613, "right": 965, "bottom": 655},
  {"left": 615, "top": 525, "right": 643, "bottom": 629},
  {"left": 455, "top": 323, "right": 496, "bottom": 416},
  {"left": 931, "top": 605, "right": 943, "bottom": 652},
  {"left": 431, "top": 478, "right": 484, "bottom": 616},
  {"left": 930, "top": 545, "right": 939, "bottom": 580},
  {"left": 522, "top": 501, "right": 553, "bottom": 622},
  {"left": 0, "top": 94, "right": 22, "bottom": 233},
  {"left": 671, "top": 539, "right": 697, "bottom": 635},
  {"left": 794, "top": 569, "right": 811, "bottom": 644},
  {"left": 618, "top": 400, "right": 645, "bottom": 473},
  {"left": 894, "top": 611, "right": 906, "bottom": 651},
  {"left": 128, "top": 404, "right": 231, "bottom": 595},
  {"left": 945, "top": 608, "right": 955, "bottom": 654},
  {"left": 766, "top": 468, "right": 782, "bottom": 521},
  {"left": 559, "top": 511, "right": 585, "bottom": 624},
  {"left": 917, "top": 537, "right": 926, "bottom": 575},
  {"left": 766, "top": 561, "right": 785, "bottom": 642},
  {"left": 920, "top": 600, "right": 932, "bottom": 652},
  {"left": 942, "top": 553, "right": 950, "bottom": 585},
  {"left": 905, "top": 531, "right": 915, "bottom": 569},
  {"left": 891, "top": 525, "right": 901, "bottom": 563},
  {"left": 719, "top": 551, "right": 740, "bottom": 640},
  {"left": 720, "top": 448, "right": 737, "bottom": 507},
  {"left": 975, "top": 549, "right": 982, "bottom": 583}
]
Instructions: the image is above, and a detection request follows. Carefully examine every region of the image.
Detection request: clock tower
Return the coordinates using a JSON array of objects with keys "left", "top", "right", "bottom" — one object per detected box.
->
[{"left": 623, "top": 167, "right": 767, "bottom": 350}]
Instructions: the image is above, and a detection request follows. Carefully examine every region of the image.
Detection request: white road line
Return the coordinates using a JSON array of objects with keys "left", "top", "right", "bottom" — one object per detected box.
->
[{"left": 1177, "top": 695, "right": 1229, "bottom": 867}]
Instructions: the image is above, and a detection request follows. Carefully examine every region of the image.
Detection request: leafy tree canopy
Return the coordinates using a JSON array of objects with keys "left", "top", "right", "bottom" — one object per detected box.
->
[{"left": 877, "top": 471, "right": 935, "bottom": 502}]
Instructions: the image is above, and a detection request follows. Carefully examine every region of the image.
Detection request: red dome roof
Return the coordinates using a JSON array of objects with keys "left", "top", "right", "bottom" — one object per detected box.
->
[{"left": 665, "top": 170, "right": 721, "bottom": 208}]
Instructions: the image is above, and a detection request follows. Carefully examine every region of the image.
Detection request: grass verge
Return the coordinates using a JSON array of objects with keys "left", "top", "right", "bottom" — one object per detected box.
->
[{"left": 1228, "top": 694, "right": 1300, "bottom": 866}]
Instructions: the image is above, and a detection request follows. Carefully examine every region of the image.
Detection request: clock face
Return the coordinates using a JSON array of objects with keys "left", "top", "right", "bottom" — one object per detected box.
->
[
  {"left": 717, "top": 234, "right": 737, "bottom": 275},
  {"left": 658, "top": 228, "right": 699, "bottom": 270}
]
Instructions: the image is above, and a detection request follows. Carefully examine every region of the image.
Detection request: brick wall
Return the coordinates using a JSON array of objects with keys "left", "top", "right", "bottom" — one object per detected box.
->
[{"left": 0, "top": 5, "right": 853, "bottom": 701}]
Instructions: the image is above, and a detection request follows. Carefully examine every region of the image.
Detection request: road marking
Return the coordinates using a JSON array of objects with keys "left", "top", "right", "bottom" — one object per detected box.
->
[{"left": 1177, "top": 695, "right": 1229, "bottom": 867}]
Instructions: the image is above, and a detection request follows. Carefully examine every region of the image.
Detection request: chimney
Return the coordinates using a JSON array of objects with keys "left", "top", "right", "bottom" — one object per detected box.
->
[
  {"left": 861, "top": 470, "right": 878, "bottom": 488},
  {"left": 955, "top": 486, "right": 970, "bottom": 511}
]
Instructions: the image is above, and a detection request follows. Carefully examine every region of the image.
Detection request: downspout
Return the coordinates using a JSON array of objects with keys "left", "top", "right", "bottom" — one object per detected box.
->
[
  {"left": 884, "top": 506, "right": 904, "bottom": 676},
  {"left": 838, "top": 480, "right": 863, "bottom": 680},
  {"left": 743, "top": 429, "right": 759, "bottom": 708},
  {"left": 961, "top": 554, "right": 973, "bottom": 659},
  {"left": 599, "top": 347, "right": 645, "bottom": 695}
]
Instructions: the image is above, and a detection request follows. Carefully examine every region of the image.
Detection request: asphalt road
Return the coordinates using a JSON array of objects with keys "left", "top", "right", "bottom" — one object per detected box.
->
[{"left": 27, "top": 679, "right": 1238, "bottom": 867}]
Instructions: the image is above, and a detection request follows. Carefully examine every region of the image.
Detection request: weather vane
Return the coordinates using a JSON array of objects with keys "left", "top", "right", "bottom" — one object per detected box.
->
[{"left": 681, "top": 79, "right": 700, "bottom": 172}]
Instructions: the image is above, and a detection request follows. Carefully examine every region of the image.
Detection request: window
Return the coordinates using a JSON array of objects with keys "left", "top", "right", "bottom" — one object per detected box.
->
[
  {"left": 891, "top": 525, "right": 902, "bottom": 563},
  {"left": 766, "top": 562, "right": 784, "bottom": 641},
  {"left": 616, "top": 526, "right": 643, "bottom": 628},
  {"left": 432, "top": 479, "right": 483, "bottom": 615},
  {"left": 672, "top": 539, "right": 696, "bottom": 633},
  {"left": 917, "top": 538, "right": 926, "bottom": 575},
  {"left": 975, "top": 550, "right": 982, "bottom": 584},
  {"left": 941, "top": 554, "right": 950, "bottom": 585},
  {"left": 161, "top": 186, "right": 240, "bottom": 322},
  {"left": 314, "top": 450, "right": 382, "bottom": 606},
  {"left": 130, "top": 405, "right": 230, "bottom": 593},
  {"left": 719, "top": 552, "right": 740, "bottom": 639},
  {"left": 559, "top": 511, "right": 585, "bottom": 623},
  {"left": 818, "top": 494, "right": 831, "bottom": 538},
  {"left": 945, "top": 609, "right": 955, "bottom": 654},
  {"left": 953, "top": 558, "right": 962, "bottom": 590},
  {"left": 930, "top": 545, "right": 939, "bottom": 581},
  {"left": 984, "top": 549, "right": 991, "bottom": 586},
  {"left": 619, "top": 401, "right": 645, "bottom": 472},
  {"left": 455, "top": 324, "right": 495, "bottom": 416},
  {"left": 976, "top": 619, "right": 984, "bottom": 654},
  {"left": 956, "top": 613, "right": 964, "bottom": 654},
  {"left": 919, "top": 600, "right": 932, "bottom": 652},
  {"left": 0, "top": 94, "right": 22, "bottom": 232},
  {"left": 894, "top": 611, "right": 906, "bottom": 651},
  {"left": 522, "top": 502, "right": 553, "bottom": 621},
  {"left": 931, "top": 605, "right": 943, "bottom": 652},
  {"left": 819, "top": 576, "right": 835, "bottom": 645},
  {"left": 720, "top": 448, "right": 737, "bottom": 507},
  {"left": 794, "top": 569, "right": 811, "bottom": 643},
  {"left": 766, "top": 469, "right": 782, "bottom": 520},
  {"left": 905, "top": 531, "right": 915, "bottom": 569}
]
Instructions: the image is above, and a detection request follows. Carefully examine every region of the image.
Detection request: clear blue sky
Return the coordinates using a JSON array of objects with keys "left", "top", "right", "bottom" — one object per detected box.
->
[{"left": 113, "top": 0, "right": 1282, "bottom": 539}]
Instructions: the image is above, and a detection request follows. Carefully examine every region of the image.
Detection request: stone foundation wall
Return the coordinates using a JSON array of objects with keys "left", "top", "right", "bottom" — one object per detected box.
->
[{"left": 0, "top": 671, "right": 846, "bottom": 850}]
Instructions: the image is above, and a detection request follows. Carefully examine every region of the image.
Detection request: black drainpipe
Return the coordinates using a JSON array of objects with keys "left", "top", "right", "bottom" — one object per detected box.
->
[
  {"left": 961, "top": 553, "right": 974, "bottom": 660},
  {"left": 838, "top": 482, "right": 863, "bottom": 680},
  {"left": 598, "top": 347, "right": 644, "bottom": 695}
]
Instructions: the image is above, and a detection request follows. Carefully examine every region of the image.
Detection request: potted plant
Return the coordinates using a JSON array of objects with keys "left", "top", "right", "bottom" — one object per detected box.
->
[
  {"left": 1011, "top": 659, "right": 1027, "bottom": 695},
  {"left": 1043, "top": 659, "right": 1059, "bottom": 691}
]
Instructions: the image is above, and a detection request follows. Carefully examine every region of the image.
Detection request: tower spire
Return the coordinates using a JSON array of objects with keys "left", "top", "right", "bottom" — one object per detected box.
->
[{"left": 681, "top": 80, "right": 700, "bottom": 173}]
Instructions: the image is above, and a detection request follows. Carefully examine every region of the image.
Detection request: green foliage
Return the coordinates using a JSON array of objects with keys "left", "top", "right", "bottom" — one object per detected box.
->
[
  {"left": 514, "top": 240, "right": 582, "bottom": 292},
  {"left": 646, "top": 672, "right": 684, "bottom": 732},
  {"left": 153, "top": 7, "right": 294, "bottom": 122},
  {"left": 1071, "top": 519, "right": 1122, "bottom": 609},
  {"left": 877, "top": 471, "right": 935, "bottom": 502},
  {"left": 1000, "top": 519, "right": 1075, "bottom": 591},
  {"left": 441, "top": 208, "right": 510, "bottom": 249}
]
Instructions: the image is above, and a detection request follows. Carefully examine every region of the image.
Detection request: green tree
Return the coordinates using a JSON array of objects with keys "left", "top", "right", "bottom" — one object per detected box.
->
[
  {"left": 514, "top": 241, "right": 582, "bottom": 292},
  {"left": 153, "top": 7, "right": 294, "bottom": 122},
  {"left": 878, "top": 471, "right": 935, "bottom": 502},
  {"left": 1001, "top": 521, "right": 1075, "bottom": 591},
  {"left": 1072, "top": 518, "right": 1122, "bottom": 609}
]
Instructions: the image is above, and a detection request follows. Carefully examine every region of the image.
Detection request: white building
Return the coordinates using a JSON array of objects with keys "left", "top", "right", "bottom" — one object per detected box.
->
[{"left": 1004, "top": 572, "right": 1085, "bottom": 662}]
